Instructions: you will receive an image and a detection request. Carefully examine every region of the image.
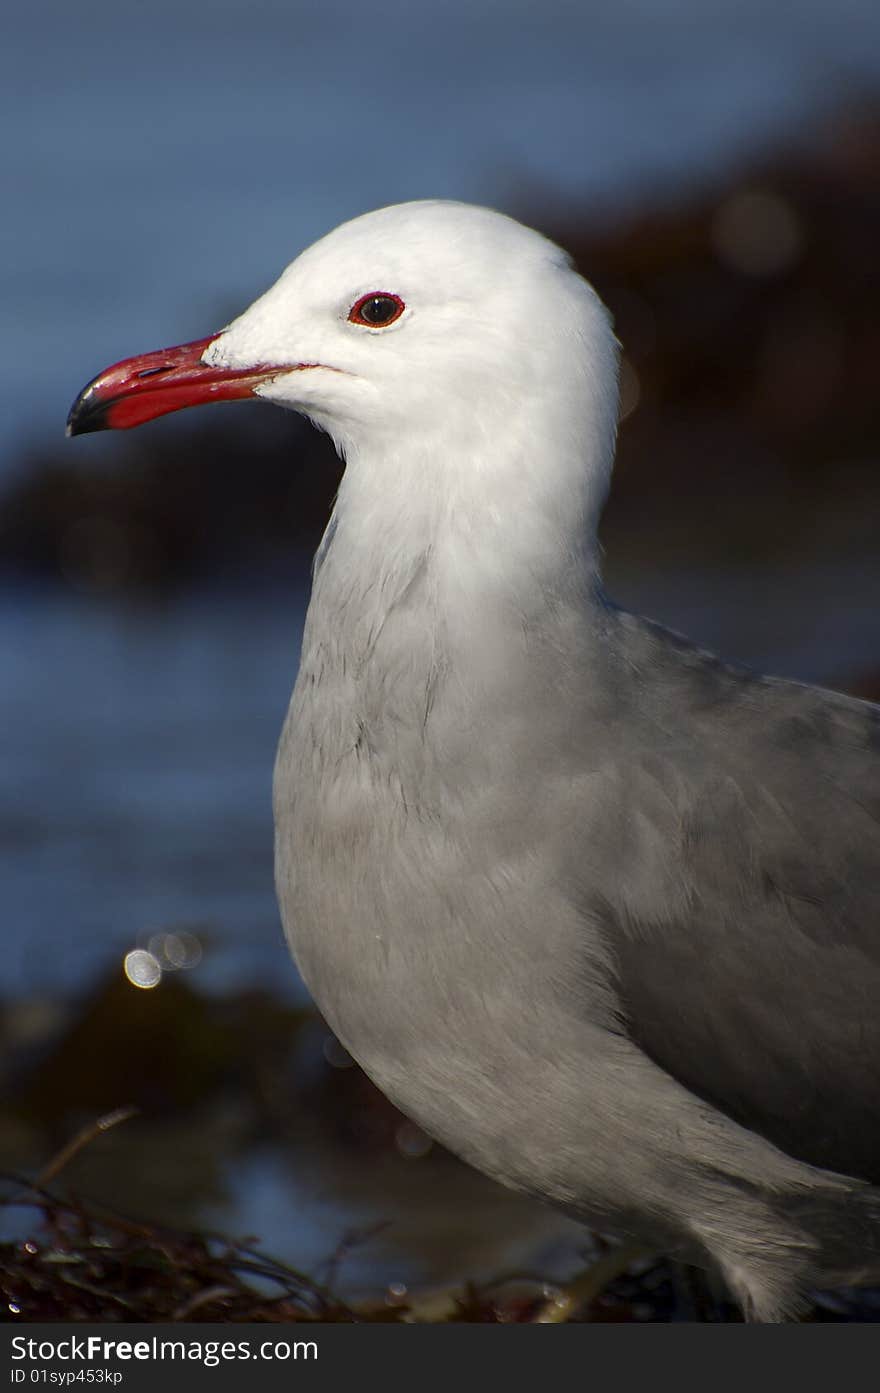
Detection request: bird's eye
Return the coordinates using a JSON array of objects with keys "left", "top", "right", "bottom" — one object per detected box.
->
[{"left": 348, "top": 292, "right": 405, "bottom": 328}]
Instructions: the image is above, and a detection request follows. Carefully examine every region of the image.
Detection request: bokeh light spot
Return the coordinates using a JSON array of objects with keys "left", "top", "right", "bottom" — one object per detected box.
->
[
  {"left": 323, "top": 1034, "right": 356, "bottom": 1069},
  {"left": 123, "top": 948, "right": 162, "bottom": 990},
  {"left": 147, "top": 930, "right": 203, "bottom": 971},
  {"left": 618, "top": 358, "right": 642, "bottom": 422},
  {"left": 712, "top": 188, "right": 803, "bottom": 277},
  {"left": 395, "top": 1120, "right": 433, "bottom": 1159}
]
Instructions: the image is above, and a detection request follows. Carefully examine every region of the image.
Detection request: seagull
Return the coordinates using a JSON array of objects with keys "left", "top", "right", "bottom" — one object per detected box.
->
[{"left": 68, "top": 200, "right": 880, "bottom": 1321}]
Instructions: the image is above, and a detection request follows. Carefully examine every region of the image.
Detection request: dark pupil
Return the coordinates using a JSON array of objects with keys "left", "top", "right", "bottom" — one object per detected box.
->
[{"left": 361, "top": 296, "right": 397, "bottom": 325}]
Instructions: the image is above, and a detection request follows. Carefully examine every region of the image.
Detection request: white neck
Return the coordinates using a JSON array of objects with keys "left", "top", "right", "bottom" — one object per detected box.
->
[
  {"left": 318, "top": 342, "right": 618, "bottom": 632},
  {"left": 290, "top": 288, "right": 621, "bottom": 779}
]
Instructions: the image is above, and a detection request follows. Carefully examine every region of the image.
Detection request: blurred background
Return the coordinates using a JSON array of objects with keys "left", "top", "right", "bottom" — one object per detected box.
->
[{"left": 1, "top": 0, "right": 879, "bottom": 1319}]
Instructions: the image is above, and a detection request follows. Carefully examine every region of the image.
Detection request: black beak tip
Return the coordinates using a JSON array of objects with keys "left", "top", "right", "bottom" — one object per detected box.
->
[{"left": 66, "top": 386, "right": 108, "bottom": 438}]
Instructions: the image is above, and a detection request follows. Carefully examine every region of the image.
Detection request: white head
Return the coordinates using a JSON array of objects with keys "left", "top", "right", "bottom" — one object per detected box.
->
[{"left": 69, "top": 201, "right": 619, "bottom": 578}]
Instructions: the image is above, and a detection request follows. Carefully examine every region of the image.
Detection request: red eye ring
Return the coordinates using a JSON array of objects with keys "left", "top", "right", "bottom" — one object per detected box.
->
[{"left": 348, "top": 292, "right": 406, "bottom": 328}]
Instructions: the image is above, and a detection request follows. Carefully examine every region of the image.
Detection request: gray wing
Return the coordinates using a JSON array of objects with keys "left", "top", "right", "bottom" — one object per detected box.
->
[{"left": 592, "top": 612, "right": 880, "bottom": 1185}]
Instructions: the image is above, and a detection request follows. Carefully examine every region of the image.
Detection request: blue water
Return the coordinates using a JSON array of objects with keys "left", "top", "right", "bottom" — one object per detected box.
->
[
  {"left": 0, "top": 585, "right": 305, "bottom": 999},
  {"left": 4, "top": 0, "right": 880, "bottom": 464}
]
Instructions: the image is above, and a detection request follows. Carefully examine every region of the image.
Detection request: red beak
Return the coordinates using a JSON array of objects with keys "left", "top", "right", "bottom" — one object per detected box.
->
[{"left": 66, "top": 335, "right": 291, "bottom": 436}]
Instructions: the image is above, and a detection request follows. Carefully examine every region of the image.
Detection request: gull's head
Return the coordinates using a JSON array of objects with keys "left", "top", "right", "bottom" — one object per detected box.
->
[{"left": 68, "top": 201, "right": 617, "bottom": 461}]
